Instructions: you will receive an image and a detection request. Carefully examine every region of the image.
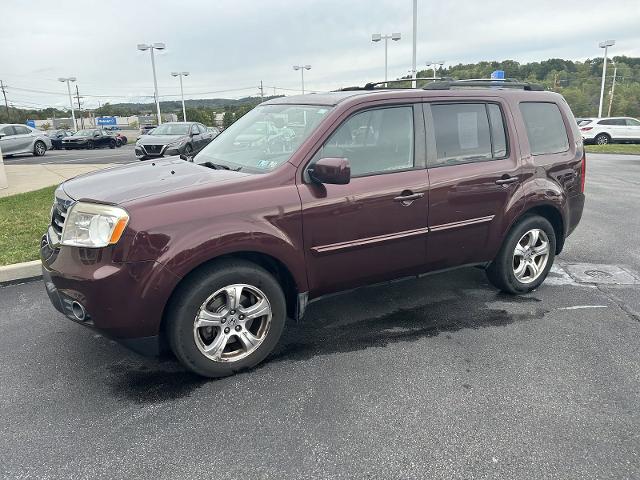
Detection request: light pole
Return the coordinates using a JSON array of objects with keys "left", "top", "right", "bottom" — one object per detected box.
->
[
  {"left": 607, "top": 59, "right": 617, "bottom": 117},
  {"left": 171, "top": 71, "right": 189, "bottom": 122},
  {"left": 426, "top": 60, "right": 445, "bottom": 79},
  {"left": 292, "top": 65, "right": 311, "bottom": 94},
  {"left": 372, "top": 33, "right": 401, "bottom": 85},
  {"left": 411, "top": 0, "right": 417, "bottom": 88},
  {"left": 58, "top": 77, "right": 77, "bottom": 130},
  {"left": 138, "top": 42, "right": 166, "bottom": 125},
  {"left": 598, "top": 39, "right": 615, "bottom": 118}
]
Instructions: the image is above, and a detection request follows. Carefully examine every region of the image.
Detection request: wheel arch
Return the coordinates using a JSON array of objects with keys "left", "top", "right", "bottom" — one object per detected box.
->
[
  {"left": 158, "top": 250, "right": 301, "bottom": 353},
  {"left": 515, "top": 203, "right": 565, "bottom": 254}
]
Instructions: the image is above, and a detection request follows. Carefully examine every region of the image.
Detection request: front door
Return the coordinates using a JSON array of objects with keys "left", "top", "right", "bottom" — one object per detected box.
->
[
  {"left": 423, "top": 101, "right": 524, "bottom": 270},
  {"left": 298, "top": 104, "right": 429, "bottom": 296}
]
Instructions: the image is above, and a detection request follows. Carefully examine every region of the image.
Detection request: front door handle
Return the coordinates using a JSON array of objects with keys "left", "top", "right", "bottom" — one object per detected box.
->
[
  {"left": 393, "top": 191, "right": 424, "bottom": 206},
  {"left": 495, "top": 175, "right": 518, "bottom": 185}
]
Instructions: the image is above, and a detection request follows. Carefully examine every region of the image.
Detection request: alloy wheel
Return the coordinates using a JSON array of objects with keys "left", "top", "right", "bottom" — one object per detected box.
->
[
  {"left": 512, "top": 228, "right": 550, "bottom": 284},
  {"left": 193, "top": 284, "right": 272, "bottom": 362}
]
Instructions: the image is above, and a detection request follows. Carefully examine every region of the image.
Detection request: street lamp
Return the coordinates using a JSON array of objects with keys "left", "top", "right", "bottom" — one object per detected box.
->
[
  {"left": 598, "top": 39, "right": 615, "bottom": 118},
  {"left": 292, "top": 65, "right": 311, "bottom": 94},
  {"left": 425, "top": 60, "right": 445, "bottom": 79},
  {"left": 138, "top": 42, "right": 166, "bottom": 125},
  {"left": 171, "top": 72, "right": 190, "bottom": 122},
  {"left": 372, "top": 32, "right": 401, "bottom": 85},
  {"left": 58, "top": 77, "right": 77, "bottom": 130}
]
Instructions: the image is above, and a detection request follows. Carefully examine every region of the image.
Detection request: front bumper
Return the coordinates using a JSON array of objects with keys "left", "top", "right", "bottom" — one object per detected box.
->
[
  {"left": 61, "top": 141, "right": 88, "bottom": 149},
  {"left": 41, "top": 242, "right": 181, "bottom": 356},
  {"left": 135, "top": 143, "right": 184, "bottom": 159}
]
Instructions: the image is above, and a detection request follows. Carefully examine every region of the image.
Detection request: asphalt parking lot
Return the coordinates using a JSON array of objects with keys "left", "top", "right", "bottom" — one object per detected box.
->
[
  {"left": 1, "top": 153, "right": 639, "bottom": 479},
  {"left": 2, "top": 143, "right": 137, "bottom": 165}
]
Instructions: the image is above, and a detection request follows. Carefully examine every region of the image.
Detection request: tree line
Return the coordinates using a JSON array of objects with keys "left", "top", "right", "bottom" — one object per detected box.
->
[{"left": 1, "top": 56, "right": 639, "bottom": 126}]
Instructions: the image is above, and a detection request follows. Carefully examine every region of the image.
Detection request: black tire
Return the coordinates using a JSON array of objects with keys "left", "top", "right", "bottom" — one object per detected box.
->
[
  {"left": 167, "top": 259, "right": 287, "bottom": 378},
  {"left": 33, "top": 140, "right": 46, "bottom": 156},
  {"left": 115, "top": 138, "right": 122, "bottom": 147},
  {"left": 87, "top": 141, "right": 95, "bottom": 150},
  {"left": 109, "top": 139, "right": 117, "bottom": 149},
  {"left": 595, "top": 133, "right": 610, "bottom": 145},
  {"left": 486, "top": 215, "right": 556, "bottom": 294}
]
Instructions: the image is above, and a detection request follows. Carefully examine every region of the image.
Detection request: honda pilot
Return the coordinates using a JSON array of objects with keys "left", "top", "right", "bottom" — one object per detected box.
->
[{"left": 41, "top": 80, "right": 585, "bottom": 378}]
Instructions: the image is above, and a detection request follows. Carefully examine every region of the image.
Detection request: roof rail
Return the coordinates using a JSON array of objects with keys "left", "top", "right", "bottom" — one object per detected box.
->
[
  {"left": 337, "top": 78, "right": 449, "bottom": 92},
  {"left": 424, "top": 78, "right": 545, "bottom": 91}
]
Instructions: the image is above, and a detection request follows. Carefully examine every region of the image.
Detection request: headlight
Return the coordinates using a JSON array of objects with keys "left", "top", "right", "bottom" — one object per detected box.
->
[{"left": 61, "top": 202, "right": 129, "bottom": 248}]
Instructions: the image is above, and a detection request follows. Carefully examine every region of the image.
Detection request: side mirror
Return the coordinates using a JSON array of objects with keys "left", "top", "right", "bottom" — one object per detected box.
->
[{"left": 308, "top": 157, "right": 351, "bottom": 185}]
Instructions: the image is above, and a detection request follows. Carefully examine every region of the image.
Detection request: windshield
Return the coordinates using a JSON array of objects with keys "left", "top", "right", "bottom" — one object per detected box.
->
[
  {"left": 73, "top": 129, "right": 94, "bottom": 137},
  {"left": 195, "top": 104, "right": 332, "bottom": 172},
  {"left": 150, "top": 123, "right": 190, "bottom": 135}
]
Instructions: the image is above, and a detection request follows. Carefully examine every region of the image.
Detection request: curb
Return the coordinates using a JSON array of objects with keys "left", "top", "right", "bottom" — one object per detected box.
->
[{"left": 0, "top": 260, "right": 42, "bottom": 286}]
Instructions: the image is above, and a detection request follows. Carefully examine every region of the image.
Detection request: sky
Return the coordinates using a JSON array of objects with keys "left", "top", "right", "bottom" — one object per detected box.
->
[{"left": 1, "top": 0, "right": 639, "bottom": 110}]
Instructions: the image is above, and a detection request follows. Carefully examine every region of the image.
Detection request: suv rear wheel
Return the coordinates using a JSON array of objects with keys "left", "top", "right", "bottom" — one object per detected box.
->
[
  {"left": 595, "top": 133, "right": 610, "bottom": 145},
  {"left": 486, "top": 215, "right": 556, "bottom": 294},
  {"left": 167, "top": 259, "right": 286, "bottom": 378}
]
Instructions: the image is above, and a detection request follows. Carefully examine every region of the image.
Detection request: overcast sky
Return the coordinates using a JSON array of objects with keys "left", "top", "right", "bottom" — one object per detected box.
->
[{"left": 1, "top": 0, "right": 639, "bottom": 110}]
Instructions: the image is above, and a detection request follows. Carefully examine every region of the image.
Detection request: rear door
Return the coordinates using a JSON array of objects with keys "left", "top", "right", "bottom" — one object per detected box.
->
[
  {"left": 298, "top": 103, "right": 429, "bottom": 296},
  {"left": 424, "top": 100, "right": 524, "bottom": 270},
  {"left": 13, "top": 125, "right": 34, "bottom": 153},
  {"left": 625, "top": 118, "right": 640, "bottom": 140}
]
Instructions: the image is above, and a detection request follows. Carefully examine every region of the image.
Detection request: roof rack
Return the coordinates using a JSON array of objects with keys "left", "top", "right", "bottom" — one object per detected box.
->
[
  {"left": 337, "top": 78, "right": 449, "bottom": 91},
  {"left": 423, "top": 78, "right": 545, "bottom": 91}
]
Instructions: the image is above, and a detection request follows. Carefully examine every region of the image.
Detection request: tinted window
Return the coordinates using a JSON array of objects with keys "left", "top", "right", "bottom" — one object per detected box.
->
[
  {"left": 488, "top": 104, "right": 507, "bottom": 158},
  {"left": 0, "top": 126, "right": 15, "bottom": 136},
  {"left": 625, "top": 118, "right": 640, "bottom": 126},
  {"left": 320, "top": 106, "right": 414, "bottom": 177},
  {"left": 14, "top": 126, "right": 31, "bottom": 135},
  {"left": 431, "top": 103, "right": 492, "bottom": 166},
  {"left": 598, "top": 118, "right": 625, "bottom": 126},
  {"left": 520, "top": 102, "right": 569, "bottom": 155}
]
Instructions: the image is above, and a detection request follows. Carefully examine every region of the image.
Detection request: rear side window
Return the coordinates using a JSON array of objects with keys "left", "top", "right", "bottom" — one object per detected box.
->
[
  {"left": 626, "top": 118, "right": 640, "bottom": 126},
  {"left": 520, "top": 102, "right": 569, "bottom": 155},
  {"left": 598, "top": 118, "right": 625, "bottom": 126},
  {"left": 430, "top": 103, "right": 507, "bottom": 167}
]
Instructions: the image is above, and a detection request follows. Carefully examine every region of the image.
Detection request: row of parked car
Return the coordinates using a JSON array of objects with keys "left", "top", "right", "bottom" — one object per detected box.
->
[{"left": 577, "top": 116, "right": 640, "bottom": 145}]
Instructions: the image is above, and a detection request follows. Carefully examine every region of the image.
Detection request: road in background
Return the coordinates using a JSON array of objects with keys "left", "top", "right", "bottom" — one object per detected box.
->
[
  {"left": 1, "top": 154, "right": 639, "bottom": 479},
  {"left": 2, "top": 144, "right": 137, "bottom": 165}
]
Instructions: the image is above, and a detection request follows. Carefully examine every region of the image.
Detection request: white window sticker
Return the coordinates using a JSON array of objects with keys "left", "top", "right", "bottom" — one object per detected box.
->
[{"left": 458, "top": 112, "right": 479, "bottom": 150}]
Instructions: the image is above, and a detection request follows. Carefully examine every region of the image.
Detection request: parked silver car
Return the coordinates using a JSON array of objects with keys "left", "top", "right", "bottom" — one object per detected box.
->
[{"left": 0, "top": 124, "right": 52, "bottom": 157}]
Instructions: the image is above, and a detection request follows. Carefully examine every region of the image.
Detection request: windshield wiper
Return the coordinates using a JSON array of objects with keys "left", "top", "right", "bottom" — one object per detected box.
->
[{"left": 200, "top": 161, "right": 242, "bottom": 171}]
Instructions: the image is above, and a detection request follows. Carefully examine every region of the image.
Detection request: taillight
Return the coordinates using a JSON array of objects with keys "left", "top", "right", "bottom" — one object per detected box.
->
[
  {"left": 580, "top": 151, "right": 586, "bottom": 193},
  {"left": 580, "top": 126, "right": 593, "bottom": 131}
]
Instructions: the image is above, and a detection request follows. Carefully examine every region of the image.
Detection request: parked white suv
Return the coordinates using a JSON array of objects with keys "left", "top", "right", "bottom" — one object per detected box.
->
[{"left": 578, "top": 117, "right": 640, "bottom": 145}]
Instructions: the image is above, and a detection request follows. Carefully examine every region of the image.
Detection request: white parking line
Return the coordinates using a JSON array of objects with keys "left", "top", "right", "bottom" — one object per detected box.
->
[{"left": 558, "top": 305, "right": 608, "bottom": 310}]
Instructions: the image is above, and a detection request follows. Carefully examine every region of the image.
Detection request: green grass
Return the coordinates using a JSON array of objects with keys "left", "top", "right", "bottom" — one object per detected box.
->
[
  {"left": 0, "top": 186, "right": 56, "bottom": 266},
  {"left": 585, "top": 144, "right": 640, "bottom": 155}
]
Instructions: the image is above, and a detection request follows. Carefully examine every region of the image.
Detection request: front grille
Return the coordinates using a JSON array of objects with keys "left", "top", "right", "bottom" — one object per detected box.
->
[
  {"left": 143, "top": 144, "right": 163, "bottom": 154},
  {"left": 50, "top": 188, "right": 74, "bottom": 238}
]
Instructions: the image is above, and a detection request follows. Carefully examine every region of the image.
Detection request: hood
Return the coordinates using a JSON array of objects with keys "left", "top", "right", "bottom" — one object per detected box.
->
[
  {"left": 62, "top": 157, "right": 249, "bottom": 204},
  {"left": 137, "top": 134, "right": 186, "bottom": 145}
]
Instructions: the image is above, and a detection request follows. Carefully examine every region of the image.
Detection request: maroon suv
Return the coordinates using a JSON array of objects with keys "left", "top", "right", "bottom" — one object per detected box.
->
[{"left": 41, "top": 80, "right": 585, "bottom": 377}]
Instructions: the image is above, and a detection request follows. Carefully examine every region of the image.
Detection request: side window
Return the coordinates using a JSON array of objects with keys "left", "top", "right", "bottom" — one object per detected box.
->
[
  {"left": 0, "top": 126, "right": 15, "bottom": 136},
  {"left": 15, "top": 126, "right": 31, "bottom": 135},
  {"left": 192, "top": 124, "right": 201, "bottom": 135},
  {"left": 430, "top": 103, "right": 493, "bottom": 166},
  {"left": 319, "top": 106, "right": 414, "bottom": 177},
  {"left": 488, "top": 104, "right": 507, "bottom": 158},
  {"left": 625, "top": 118, "right": 640, "bottom": 126},
  {"left": 520, "top": 102, "right": 569, "bottom": 156}
]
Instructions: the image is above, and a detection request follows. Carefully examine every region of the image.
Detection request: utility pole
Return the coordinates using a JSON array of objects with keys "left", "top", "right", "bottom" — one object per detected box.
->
[
  {"left": 74, "top": 85, "right": 85, "bottom": 129},
  {"left": 259, "top": 80, "right": 264, "bottom": 102},
  {"left": 598, "top": 40, "right": 615, "bottom": 117},
  {"left": 0, "top": 80, "right": 10, "bottom": 121},
  {"left": 607, "top": 62, "right": 618, "bottom": 117}
]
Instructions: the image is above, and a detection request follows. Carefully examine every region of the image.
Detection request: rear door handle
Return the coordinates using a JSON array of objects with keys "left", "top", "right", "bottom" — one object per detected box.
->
[
  {"left": 393, "top": 191, "right": 424, "bottom": 205},
  {"left": 495, "top": 176, "right": 518, "bottom": 185}
]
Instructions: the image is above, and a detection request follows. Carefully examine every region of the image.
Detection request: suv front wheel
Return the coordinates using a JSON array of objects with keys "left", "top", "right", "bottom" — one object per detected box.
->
[
  {"left": 167, "top": 259, "right": 286, "bottom": 378},
  {"left": 486, "top": 215, "right": 556, "bottom": 294}
]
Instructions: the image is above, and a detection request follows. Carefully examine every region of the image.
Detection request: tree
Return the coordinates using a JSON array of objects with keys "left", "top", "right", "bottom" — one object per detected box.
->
[
  {"left": 40, "top": 122, "right": 51, "bottom": 131},
  {"left": 222, "top": 111, "right": 235, "bottom": 128}
]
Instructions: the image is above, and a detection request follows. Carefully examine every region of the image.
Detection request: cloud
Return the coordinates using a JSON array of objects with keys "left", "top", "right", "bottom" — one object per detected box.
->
[{"left": 1, "top": 0, "right": 638, "bottom": 108}]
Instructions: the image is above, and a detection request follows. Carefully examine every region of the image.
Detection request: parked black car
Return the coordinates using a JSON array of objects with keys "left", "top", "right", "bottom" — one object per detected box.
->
[
  {"left": 46, "top": 130, "right": 73, "bottom": 150},
  {"left": 61, "top": 129, "right": 118, "bottom": 150},
  {"left": 135, "top": 122, "right": 213, "bottom": 160}
]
